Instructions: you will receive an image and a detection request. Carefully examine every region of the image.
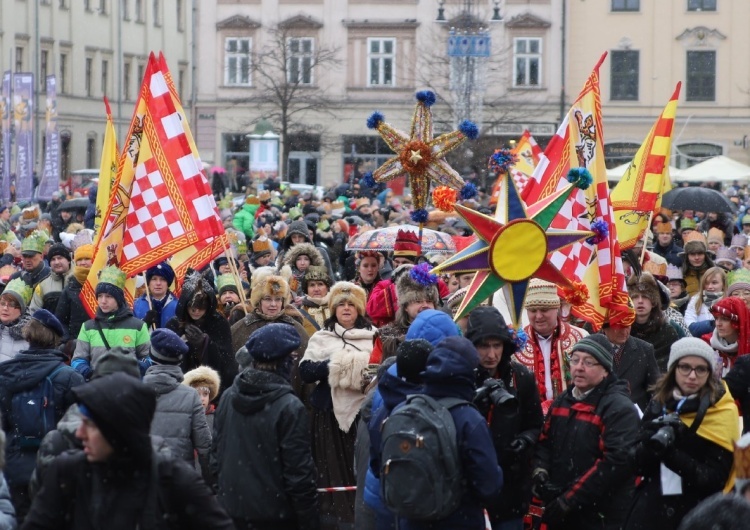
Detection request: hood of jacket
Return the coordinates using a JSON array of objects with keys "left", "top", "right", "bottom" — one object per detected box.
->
[
  {"left": 174, "top": 273, "right": 217, "bottom": 321},
  {"left": 405, "top": 309, "right": 460, "bottom": 347},
  {"left": 0, "top": 348, "right": 67, "bottom": 394},
  {"left": 379, "top": 363, "right": 422, "bottom": 412},
  {"left": 283, "top": 242, "right": 323, "bottom": 269},
  {"left": 143, "top": 364, "right": 183, "bottom": 395},
  {"left": 422, "top": 336, "right": 479, "bottom": 401},
  {"left": 282, "top": 220, "right": 312, "bottom": 250},
  {"left": 232, "top": 368, "right": 294, "bottom": 414}
]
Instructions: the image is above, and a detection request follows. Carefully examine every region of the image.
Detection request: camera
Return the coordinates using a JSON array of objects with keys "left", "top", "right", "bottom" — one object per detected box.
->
[
  {"left": 474, "top": 378, "right": 517, "bottom": 408},
  {"left": 648, "top": 413, "right": 681, "bottom": 452}
]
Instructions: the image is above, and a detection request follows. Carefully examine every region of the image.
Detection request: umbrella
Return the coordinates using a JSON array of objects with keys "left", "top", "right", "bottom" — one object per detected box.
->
[
  {"left": 661, "top": 187, "right": 736, "bottom": 214},
  {"left": 58, "top": 198, "right": 90, "bottom": 211},
  {"left": 346, "top": 225, "right": 456, "bottom": 254}
]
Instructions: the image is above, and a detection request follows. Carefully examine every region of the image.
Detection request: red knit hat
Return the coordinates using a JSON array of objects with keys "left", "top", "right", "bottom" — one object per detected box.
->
[
  {"left": 711, "top": 296, "right": 750, "bottom": 354},
  {"left": 393, "top": 229, "right": 420, "bottom": 259}
]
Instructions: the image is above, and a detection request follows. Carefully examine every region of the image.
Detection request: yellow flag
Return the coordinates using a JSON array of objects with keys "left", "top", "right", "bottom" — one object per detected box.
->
[
  {"left": 612, "top": 83, "right": 681, "bottom": 250},
  {"left": 93, "top": 97, "right": 118, "bottom": 238}
]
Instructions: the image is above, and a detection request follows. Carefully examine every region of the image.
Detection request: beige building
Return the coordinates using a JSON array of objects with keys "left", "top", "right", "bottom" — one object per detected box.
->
[
  {"left": 0, "top": 0, "right": 192, "bottom": 182},
  {"left": 567, "top": 0, "right": 750, "bottom": 170}
]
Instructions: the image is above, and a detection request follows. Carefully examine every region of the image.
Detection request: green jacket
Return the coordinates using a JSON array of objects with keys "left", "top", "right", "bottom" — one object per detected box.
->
[
  {"left": 232, "top": 203, "right": 259, "bottom": 239},
  {"left": 72, "top": 305, "right": 151, "bottom": 370}
]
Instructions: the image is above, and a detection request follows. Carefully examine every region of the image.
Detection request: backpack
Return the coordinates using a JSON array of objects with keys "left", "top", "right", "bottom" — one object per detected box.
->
[
  {"left": 380, "top": 394, "right": 467, "bottom": 520},
  {"left": 11, "top": 365, "right": 66, "bottom": 450}
]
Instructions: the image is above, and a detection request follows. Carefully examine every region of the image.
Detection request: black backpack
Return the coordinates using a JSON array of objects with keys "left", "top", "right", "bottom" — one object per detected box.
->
[
  {"left": 11, "top": 365, "right": 66, "bottom": 450},
  {"left": 380, "top": 394, "right": 467, "bottom": 520}
]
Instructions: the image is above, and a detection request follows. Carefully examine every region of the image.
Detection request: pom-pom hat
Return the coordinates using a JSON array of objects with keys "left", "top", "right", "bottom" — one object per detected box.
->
[{"left": 146, "top": 261, "right": 175, "bottom": 286}]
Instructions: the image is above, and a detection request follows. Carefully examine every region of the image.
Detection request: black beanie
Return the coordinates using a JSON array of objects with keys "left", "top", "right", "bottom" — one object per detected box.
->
[
  {"left": 47, "top": 243, "right": 71, "bottom": 263},
  {"left": 396, "top": 339, "right": 433, "bottom": 384}
]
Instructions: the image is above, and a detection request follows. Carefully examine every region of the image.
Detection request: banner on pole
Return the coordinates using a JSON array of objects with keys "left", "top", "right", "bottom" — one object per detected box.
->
[
  {"left": 38, "top": 75, "right": 60, "bottom": 201},
  {"left": 13, "top": 72, "right": 34, "bottom": 202}
]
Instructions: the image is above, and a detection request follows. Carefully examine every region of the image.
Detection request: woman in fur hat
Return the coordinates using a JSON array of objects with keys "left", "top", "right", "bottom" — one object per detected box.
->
[
  {"left": 300, "top": 281, "right": 377, "bottom": 529},
  {"left": 684, "top": 267, "right": 726, "bottom": 336},
  {"left": 294, "top": 265, "right": 333, "bottom": 335},
  {"left": 280, "top": 242, "right": 325, "bottom": 297},
  {"left": 183, "top": 365, "right": 221, "bottom": 433}
]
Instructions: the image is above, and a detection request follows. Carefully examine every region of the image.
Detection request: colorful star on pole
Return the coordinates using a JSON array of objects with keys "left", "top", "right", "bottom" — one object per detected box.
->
[
  {"left": 432, "top": 170, "right": 594, "bottom": 327},
  {"left": 363, "top": 91, "right": 479, "bottom": 222}
]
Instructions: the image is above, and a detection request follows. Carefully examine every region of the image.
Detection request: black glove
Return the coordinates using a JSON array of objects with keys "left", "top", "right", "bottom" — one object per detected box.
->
[
  {"left": 508, "top": 436, "right": 531, "bottom": 454},
  {"left": 142, "top": 309, "right": 159, "bottom": 328},
  {"left": 184, "top": 324, "right": 206, "bottom": 347},
  {"left": 542, "top": 497, "right": 570, "bottom": 525},
  {"left": 531, "top": 469, "right": 550, "bottom": 499}
]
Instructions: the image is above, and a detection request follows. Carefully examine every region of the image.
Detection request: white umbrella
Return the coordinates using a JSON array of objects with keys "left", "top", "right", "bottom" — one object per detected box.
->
[{"left": 678, "top": 155, "right": 750, "bottom": 183}]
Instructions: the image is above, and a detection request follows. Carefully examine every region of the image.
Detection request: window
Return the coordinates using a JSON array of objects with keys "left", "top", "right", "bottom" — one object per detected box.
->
[
  {"left": 84, "top": 0, "right": 92, "bottom": 11},
  {"left": 137, "top": 63, "right": 145, "bottom": 86},
  {"left": 99, "top": 0, "right": 106, "bottom": 14},
  {"left": 59, "top": 0, "right": 67, "bottom": 7},
  {"left": 688, "top": 0, "right": 716, "bottom": 11},
  {"left": 612, "top": 0, "right": 639, "bottom": 11},
  {"left": 122, "top": 0, "right": 129, "bottom": 20},
  {"left": 101, "top": 60, "right": 109, "bottom": 96},
  {"left": 135, "top": 0, "right": 143, "bottom": 21},
  {"left": 178, "top": 67, "right": 185, "bottom": 99},
  {"left": 40, "top": 50, "right": 49, "bottom": 91},
  {"left": 176, "top": 0, "right": 183, "bottom": 31},
  {"left": 86, "top": 137, "right": 97, "bottom": 169},
  {"left": 123, "top": 60, "right": 131, "bottom": 100},
  {"left": 288, "top": 38, "right": 314, "bottom": 85},
  {"left": 15, "top": 47, "right": 23, "bottom": 73},
  {"left": 85, "top": 57, "right": 93, "bottom": 96},
  {"left": 686, "top": 50, "right": 715, "bottom": 101},
  {"left": 610, "top": 50, "right": 639, "bottom": 100},
  {"left": 225, "top": 38, "right": 251, "bottom": 86},
  {"left": 153, "top": 0, "right": 160, "bottom": 26},
  {"left": 513, "top": 38, "right": 541, "bottom": 87},
  {"left": 674, "top": 143, "right": 722, "bottom": 168},
  {"left": 59, "top": 53, "right": 68, "bottom": 93},
  {"left": 368, "top": 38, "right": 395, "bottom": 87}
]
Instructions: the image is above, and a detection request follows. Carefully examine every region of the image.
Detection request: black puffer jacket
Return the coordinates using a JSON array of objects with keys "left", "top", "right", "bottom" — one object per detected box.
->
[
  {"left": 166, "top": 276, "right": 235, "bottom": 400},
  {"left": 724, "top": 354, "right": 750, "bottom": 433},
  {"left": 55, "top": 273, "right": 89, "bottom": 351},
  {"left": 212, "top": 368, "right": 319, "bottom": 529},
  {"left": 533, "top": 374, "right": 640, "bottom": 530}
]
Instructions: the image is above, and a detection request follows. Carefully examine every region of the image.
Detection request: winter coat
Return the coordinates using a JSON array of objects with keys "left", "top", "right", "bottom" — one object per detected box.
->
[
  {"left": 29, "top": 271, "right": 70, "bottom": 313},
  {"left": 71, "top": 305, "right": 150, "bottom": 380},
  {"left": 142, "top": 365, "right": 211, "bottom": 462},
  {"left": 232, "top": 202, "right": 259, "bottom": 240},
  {"left": 396, "top": 336, "right": 503, "bottom": 530},
  {"left": 612, "top": 335, "right": 661, "bottom": 412},
  {"left": 0, "top": 314, "right": 31, "bottom": 364},
  {"left": 0, "top": 473, "right": 15, "bottom": 530},
  {"left": 625, "top": 386, "right": 738, "bottom": 530},
  {"left": 10, "top": 263, "right": 50, "bottom": 291},
  {"left": 354, "top": 391, "right": 377, "bottom": 530},
  {"left": 54, "top": 274, "right": 89, "bottom": 349},
  {"left": 296, "top": 294, "right": 331, "bottom": 333},
  {"left": 724, "top": 354, "right": 750, "bottom": 433},
  {"left": 532, "top": 374, "right": 640, "bottom": 530},
  {"left": 231, "top": 308, "right": 309, "bottom": 402},
  {"left": 212, "top": 368, "right": 319, "bottom": 530},
  {"left": 23, "top": 450, "right": 234, "bottom": 530},
  {"left": 684, "top": 294, "right": 714, "bottom": 329},
  {"left": 276, "top": 222, "right": 336, "bottom": 283},
  {"left": 0, "top": 348, "right": 84, "bottom": 489},
  {"left": 281, "top": 243, "right": 324, "bottom": 296},
  {"left": 134, "top": 293, "right": 178, "bottom": 329},
  {"left": 167, "top": 280, "right": 235, "bottom": 400},
  {"left": 652, "top": 240, "right": 683, "bottom": 267},
  {"left": 630, "top": 317, "right": 683, "bottom": 372},
  {"left": 476, "top": 361, "right": 544, "bottom": 523}
]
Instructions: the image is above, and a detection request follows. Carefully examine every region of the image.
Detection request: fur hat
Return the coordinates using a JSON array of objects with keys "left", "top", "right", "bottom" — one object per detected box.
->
[
  {"left": 245, "top": 323, "right": 301, "bottom": 362},
  {"left": 183, "top": 366, "right": 221, "bottom": 403},
  {"left": 393, "top": 229, "right": 420, "bottom": 259},
  {"left": 667, "top": 337, "right": 718, "bottom": 373},
  {"left": 146, "top": 261, "right": 175, "bottom": 287},
  {"left": 250, "top": 274, "right": 290, "bottom": 309},
  {"left": 524, "top": 279, "right": 560, "bottom": 308},
  {"left": 728, "top": 268, "right": 750, "bottom": 297},
  {"left": 328, "top": 281, "right": 367, "bottom": 317},
  {"left": 627, "top": 272, "right": 662, "bottom": 309},
  {"left": 150, "top": 328, "right": 189, "bottom": 364},
  {"left": 571, "top": 334, "right": 614, "bottom": 373},
  {"left": 302, "top": 265, "right": 333, "bottom": 292},
  {"left": 396, "top": 265, "right": 440, "bottom": 308}
]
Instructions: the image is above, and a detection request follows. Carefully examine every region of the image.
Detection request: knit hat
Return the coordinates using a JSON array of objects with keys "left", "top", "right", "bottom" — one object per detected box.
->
[
  {"left": 250, "top": 274, "right": 290, "bottom": 309},
  {"left": 396, "top": 339, "right": 433, "bottom": 384},
  {"left": 146, "top": 261, "right": 175, "bottom": 287},
  {"left": 396, "top": 265, "right": 440, "bottom": 308},
  {"left": 714, "top": 247, "right": 737, "bottom": 268},
  {"left": 183, "top": 366, "right": 221, "bottom": 403},
  {"left": 328, "top": 281, "right": 367, "bottom": 317},
  {"left": 393, "top": 229, "right": 420, "bottom": 260},
  {"left": 31, "top": 309, "right": 64, "bottom": 338},
  {"left": 571, "top": 334, "right": 614, "bottom": 372},
  {"left": 524, "top": 279, "right": 561, "bottom": 308},
  {"left": 2, "top": 278, "right": 32, "bottom": 313},
  {"left": 444, "top": 286, "right": 468, "bottom": 317},
  {"left": 728, "top": 268, "right": 750, "bottom": 297},
  {"left": 245, "top": 323, "right": 301, "bottom": 362},
  {"left": 654, "top": 221, "right": 673, "bottom": 234},
  {"left": 679, "top": 218, "right": 697, "bottom": 232},
  {"left": 73, "top": 373, "right": 156, "bottom": 460},
  {"left": 405, "top": 309, "right": 461, "bottom": 347},
  {"left": 731, "top": 234, "right": 748, "bottom": 250},
  {"left": 74, "top": 244, "right": 94, "bottom": 262},
  {"left": 251, "top": 236, "right": 273, "bottom": 259},
  {"left": 465, "top": 306, "right": 513, "bottom": 348},
  {"left": 92, "top": 350, "right": 141, "bottom": 380},
  {"left": 302, "top": 265, "right": 332, "bottom": 292},
  {"left": 216, "top": 274, "right": 239, "bottom": 296},
  {"left": 149, "top": 328, "right": 189, "bottom": 364},
  {"left": 626, "top": 272, "right": 662, "bottom": 309},
  {"left": 667, "top": 337, "right": 718, "bottom": 373},
  {"left": 47, "top": 243, "right": 71, "bottom": 263},
  {"left": 707, "top": 227, "right": 725, "bottom": 245}
]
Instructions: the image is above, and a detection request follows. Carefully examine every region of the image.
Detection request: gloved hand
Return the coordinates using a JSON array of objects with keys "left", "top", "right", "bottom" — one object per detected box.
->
[
  {"left": 542, "top": 497, "right": 570, "bottom": 525},
  {"left": 508, "top": 436, "right": 531, "bottom": 454},
  {"left": 531, "top": 469, "right": 550, "bottom": 499},
  {"left": 142, "top": 309, "right": 159, "bottom": 328},
  {"left": 184, "top": 324, "right": 206, "bottom": 348}
]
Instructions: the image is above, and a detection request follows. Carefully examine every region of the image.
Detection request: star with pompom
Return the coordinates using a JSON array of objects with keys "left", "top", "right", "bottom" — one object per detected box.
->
[
  {"left": 432, "top": 170, "right": 594, "bottom": 327},
  {"left": 365, "top": 91, "right": 478, "bottom": 220}
]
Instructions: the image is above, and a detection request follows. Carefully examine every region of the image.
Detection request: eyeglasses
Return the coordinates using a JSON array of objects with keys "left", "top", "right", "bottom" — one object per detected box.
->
[
  {"left": 568, "top": 356, "right": 601, "bottom": 368},
  {"left": 0, "top": 301, "right": 19, "bottom": 310},
  {"left": 676, "top": 363, "right": 709, "bottom": 377}
]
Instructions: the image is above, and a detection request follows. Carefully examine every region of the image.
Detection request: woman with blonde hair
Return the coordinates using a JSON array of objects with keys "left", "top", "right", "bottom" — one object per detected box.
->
[{"left": 684, "top": 266, "right": 726, "bottom": 337}]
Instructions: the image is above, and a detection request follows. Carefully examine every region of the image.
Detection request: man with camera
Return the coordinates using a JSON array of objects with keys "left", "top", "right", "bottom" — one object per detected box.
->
[
  {"left": 466, "top": 307, "right": 543, "bottom": 530},
  {"left": 531, "top": 335, "right": 639, "bottom": 529}
]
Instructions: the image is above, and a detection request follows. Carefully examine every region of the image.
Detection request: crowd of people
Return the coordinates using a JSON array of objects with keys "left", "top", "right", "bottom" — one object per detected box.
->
[{"left": 0, "top": 181, "right": 747, "bottom": 529}]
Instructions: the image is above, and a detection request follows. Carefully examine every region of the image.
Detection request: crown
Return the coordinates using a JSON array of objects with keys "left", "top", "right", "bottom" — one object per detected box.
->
[
  {"left": 642, "top": 260, "right": 667, "bottom": 277},
  {"left": 682, "top": 231, "right": 707, "bottom": 245},
  {"left": 21, "top": 230, "right": 49, "bottom": 254},
  {"left": 98, "top": 265, "right": 127, "bottom": 290},
  {"left": 216, "top": 274, "right": 237, "bottom": 292},
  {"left": 393, "top": 229, "right": 421, "bottom": 257},
  {"left": 252, "top": 236, "right": 272, "bottom": 254},
  {"left": 4, "top": 278, "right": 33, "bottom": 305}
]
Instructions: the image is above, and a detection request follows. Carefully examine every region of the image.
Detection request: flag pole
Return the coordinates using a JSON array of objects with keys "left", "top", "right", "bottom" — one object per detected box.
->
[
  {"left": 142, "top": 274, "right": 156, "bottom": 330},
  {"left": 220, "top": 238, "right": 248, "bottom": 314},
  {"left": 639, "top": 212, "right": 654, "bottom": 266}
]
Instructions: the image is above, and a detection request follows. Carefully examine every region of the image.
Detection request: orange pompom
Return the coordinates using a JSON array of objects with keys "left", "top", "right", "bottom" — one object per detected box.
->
[
  {"left": 561, "top": 281, "right": 589, "bottom": 307},
  {"left": 432, "top": 186, "right": 457, "bottom": 212}
]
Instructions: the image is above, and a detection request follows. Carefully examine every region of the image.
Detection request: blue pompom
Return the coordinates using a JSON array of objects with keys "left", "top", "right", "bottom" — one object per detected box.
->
[
  {"left": 416, "top": 90, "right": 436, "bottom": 107},
  {"left": 367, "top": 111, "right": 384, "bottom": 130},
  {"left": 410, "top": 262, "right": 438, "bottom": 286},
  {"left": 585, "top": 218, "right": 610, "bottom": 245},
  {"left": 488, "top": 148, "right": 519, "bottom": 174},
  {"left": 460, "top": 182, "right": 477, "bottom": 200},
  {"left": 566, "top": 167, "right": 593, "bottom": 190},
  {"left": 458, "top": 120, "right": 479, "bottom": 140},
  {"left": 361, "top": 172, "right": 376, "bottom": 188},
  {"left": 411, "top": 208, "right": 429, "bottom": 223}
]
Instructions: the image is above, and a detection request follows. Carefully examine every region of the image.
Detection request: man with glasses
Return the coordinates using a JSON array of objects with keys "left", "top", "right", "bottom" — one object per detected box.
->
[{"left": 531, "top": 335, "right": 639, "bottom": 529}]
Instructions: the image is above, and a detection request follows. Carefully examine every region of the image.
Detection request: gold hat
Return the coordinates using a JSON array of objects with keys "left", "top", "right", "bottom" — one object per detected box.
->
[
  {"left": 707, "top": 227, "right": 724, "bottom": 245},
  {"left": 2, "top": 278, "right": 32, "bottom": 312}
]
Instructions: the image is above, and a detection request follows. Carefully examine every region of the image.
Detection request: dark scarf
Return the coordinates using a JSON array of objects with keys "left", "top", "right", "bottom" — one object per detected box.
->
[{"left": 0, "top": 312, "right": 31, "bottom": 341}]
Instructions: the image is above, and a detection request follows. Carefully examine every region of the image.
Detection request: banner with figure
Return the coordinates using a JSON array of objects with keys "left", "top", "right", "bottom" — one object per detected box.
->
[
  {"left": 38, "top": 76, "right": 60, "bottom": 201},
  {"left": 13, "top": 73, "right": 33, "bottom": 202},
  {"left": 1, "top": 72, "right": 11, "bottom": 204}
]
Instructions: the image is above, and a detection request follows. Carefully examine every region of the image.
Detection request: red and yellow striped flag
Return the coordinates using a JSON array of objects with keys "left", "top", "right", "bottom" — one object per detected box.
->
[{"left": 611, "top": 83, "right": 681, "bottom": 250}]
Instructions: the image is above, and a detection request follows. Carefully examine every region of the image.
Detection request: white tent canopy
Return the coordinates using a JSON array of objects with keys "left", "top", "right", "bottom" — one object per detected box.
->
[
  {"left": 605, "top": 162, "right": 683, "bottom": 181},
  {"left": 678, "top": 155, "right": 750, "bottom": 183}
]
